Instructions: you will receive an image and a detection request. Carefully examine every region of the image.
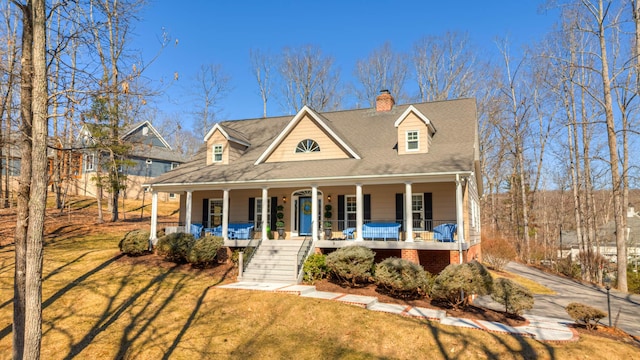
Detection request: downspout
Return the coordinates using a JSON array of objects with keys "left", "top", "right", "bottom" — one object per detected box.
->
[{"left": 456, "top": 174, "right": 465, "bottom": 264}]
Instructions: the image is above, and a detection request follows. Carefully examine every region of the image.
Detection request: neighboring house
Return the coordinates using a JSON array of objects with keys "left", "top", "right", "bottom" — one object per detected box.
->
[
  {"left": 561, "top": 206, "right": 640, "bottom": 264},
  {"left": 77, "top": 120, "right": 186, "bottom": 201},
  {"left": 146, "top": 92, "right": 482, "bottom": 276}
]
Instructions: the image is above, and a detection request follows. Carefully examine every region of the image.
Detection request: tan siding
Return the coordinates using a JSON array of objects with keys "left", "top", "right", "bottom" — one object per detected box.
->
[
  {"left": 266, "top": 114, "right": 350, "bottom": 162},
  {"left": 397, "top": 112, "right": 431, "bottom": 155},
  {"left": 205, "top": 130, "right": 228, "bottom": 165}
]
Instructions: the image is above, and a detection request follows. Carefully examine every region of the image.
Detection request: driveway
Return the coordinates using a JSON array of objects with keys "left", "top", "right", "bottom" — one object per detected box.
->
[{"left": 474, "top": 262, "right": 640, "bottom": 336}]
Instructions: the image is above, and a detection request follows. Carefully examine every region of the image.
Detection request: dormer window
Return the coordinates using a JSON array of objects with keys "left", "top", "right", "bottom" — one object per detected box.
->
[
  {"left": 406, "top": 131, "right": 419, "bottom": 151},
  {"left": 212, "top": 144, "right": 223, "bottom": 162},
  {"left": 295, "top": 139, "right": 320, "bottom": 153}
]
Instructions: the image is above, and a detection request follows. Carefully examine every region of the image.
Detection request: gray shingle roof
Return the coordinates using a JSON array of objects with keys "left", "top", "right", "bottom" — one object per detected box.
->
[{"left": 149, "top": 98, "right": 478, "bottom": 187}]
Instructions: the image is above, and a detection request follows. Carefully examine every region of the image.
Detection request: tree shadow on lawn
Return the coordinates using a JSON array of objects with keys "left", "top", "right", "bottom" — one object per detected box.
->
[
  {"left": 0, "top": 252, "right": 125, "bottom": 341},
  {"left": 424, "top": 318, "right": 556, "bottom": 360}
]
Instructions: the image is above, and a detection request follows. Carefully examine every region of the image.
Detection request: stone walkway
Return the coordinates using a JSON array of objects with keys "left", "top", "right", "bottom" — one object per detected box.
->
[{"left": 218, "top": 281, "right": 577, "bottom": 342}]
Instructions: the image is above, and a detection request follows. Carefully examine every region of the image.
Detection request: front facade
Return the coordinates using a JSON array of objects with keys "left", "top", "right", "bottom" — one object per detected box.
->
[{"left": 147, "top": 93, "right": 482, "bottom": 274}]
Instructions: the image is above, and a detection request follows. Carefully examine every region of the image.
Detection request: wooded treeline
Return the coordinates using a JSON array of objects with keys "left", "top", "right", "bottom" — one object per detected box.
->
[{"left": 2, "top": 0, "right": 639, "bottom": 356}]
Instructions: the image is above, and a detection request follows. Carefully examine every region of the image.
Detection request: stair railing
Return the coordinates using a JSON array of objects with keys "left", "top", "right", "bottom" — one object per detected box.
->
[
  {"left": 295, "top": 236, "right": 314, "bottom": 281},
  {"left": 240, "top": 236, "right": 262, "bottom": 279}
]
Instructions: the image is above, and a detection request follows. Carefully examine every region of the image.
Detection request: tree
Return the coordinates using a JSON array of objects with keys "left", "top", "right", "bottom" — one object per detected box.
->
[
  {"left": 191, "top": 63, "right": 230, "bottom": 137},
  {"left": 352, "top": 42, "right": 408, "bottom": 107},
  {"left": 279, "top": 44, "right": 341, "bottom": 112},
  {"left": 250, "top": 48, "right": 273, "bottom": 118},
  {"left": 412, "top": 32, "right": 478, "bottom": 102}
]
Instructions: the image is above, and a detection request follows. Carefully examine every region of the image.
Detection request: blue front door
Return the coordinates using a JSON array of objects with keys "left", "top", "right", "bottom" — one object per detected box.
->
[{"left": 299, "top": 197, "right": 313, "bottom": 235}]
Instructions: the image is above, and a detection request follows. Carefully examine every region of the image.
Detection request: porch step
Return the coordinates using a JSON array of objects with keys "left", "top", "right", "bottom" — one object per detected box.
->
[{"left": 241, "top": 240, "right": 304, "bottom": 283}]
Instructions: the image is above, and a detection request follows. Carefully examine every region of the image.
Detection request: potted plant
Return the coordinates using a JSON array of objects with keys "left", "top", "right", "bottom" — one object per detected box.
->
[
  {"left": 276, "top": 205, "right": 285, "bottom": 239},
  {"left": 323, "top": 204, "right": 332, "bottom": 239}
]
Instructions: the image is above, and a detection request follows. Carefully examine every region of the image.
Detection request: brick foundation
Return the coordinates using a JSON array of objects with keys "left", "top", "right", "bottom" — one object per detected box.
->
[
  {"left": 401, "top": 249, "right": 420, "bottom": 265},
  {"left": 418, "top": 250, "right": 452, "bottom": 274}
]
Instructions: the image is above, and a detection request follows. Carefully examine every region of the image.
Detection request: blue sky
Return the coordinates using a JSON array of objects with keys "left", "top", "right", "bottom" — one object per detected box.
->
[{"left": 133, "top": 0, "right": 557, "bottom": 128}]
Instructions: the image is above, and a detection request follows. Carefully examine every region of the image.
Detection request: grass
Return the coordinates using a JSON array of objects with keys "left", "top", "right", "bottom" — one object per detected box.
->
[
  {"left": 489, "top": 269, "right": 556, "bottom": 295},
  {"left": 1, "top": 199, "right": 639, "bottom": 358}
]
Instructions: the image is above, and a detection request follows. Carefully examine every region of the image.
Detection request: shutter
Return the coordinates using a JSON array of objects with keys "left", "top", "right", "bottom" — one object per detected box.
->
[
  {"left": 364, "top": 194, "right": 371, "bottom": 221},
  {"left": 395, "top": 193, "right": 404, "bottom": 231},
  {"left": 338, "top": 195, "right": 345, "bottom": 230},
  {"left": 270, "top": 196, "right": 278, "bottom": 230},
  {"left": 248, "top": 198, "right": 255, "bottom": 224},
  {"left": 424, "top": 192, "right": 433, "bottom": 231},
  {"left": 202, "top": 198, "right": 208, "bottom": 227}
]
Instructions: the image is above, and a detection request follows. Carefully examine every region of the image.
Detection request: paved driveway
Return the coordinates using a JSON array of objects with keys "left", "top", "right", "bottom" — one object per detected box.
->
[{"left": 474, "top": 262, "right": 640, "bottom": 336}]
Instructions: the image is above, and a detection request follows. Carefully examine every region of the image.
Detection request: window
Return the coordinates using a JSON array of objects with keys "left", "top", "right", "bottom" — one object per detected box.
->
[
  {"left": 170, "top": 162, "right": 179, "bottom": 170},
  {"left": 255, "top": 198, "right": 271, "bottom": 230},
  {"left": 212, "top": 144, "right": 223, "bottom": 162},
  {"left": 169, "top": 193, "right": 176, "bottom": 199},
  {"left": 295, "top": 139, "right": 320, "bottom": 153},
  {"left": 406, "top": 131, "right": 419, "bottom": 151},
  {"left": 85, "top": 154, "right": 95, "bottom": 171},
  {"left": 142, "top": 126, "right": 149, "bottom": 136},
  {"left": 345, "top": 195, "right": 356, "bottom": 228},
  {"left": 412, "top": 194, "right": 424, "bottom": 230},
  {"left": 209, "top": 199, "right": 223, "bottom": 228}
]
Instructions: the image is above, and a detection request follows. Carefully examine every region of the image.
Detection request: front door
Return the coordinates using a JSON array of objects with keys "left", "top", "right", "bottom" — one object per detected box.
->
[{"left": 299, "top": 196, "right": 313, "bottom": 235}]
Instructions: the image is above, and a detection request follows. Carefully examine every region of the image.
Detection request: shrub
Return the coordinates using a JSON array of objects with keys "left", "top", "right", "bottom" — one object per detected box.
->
[
  {"left": 557, "top": 258, "right": 581, "bottom": 279},
  {"left": 374, "top": 257, "right": 433, "bottom": 299},
  {"left": 118, "top": 229, "right": 150, "bottom": 256},
  {"left": 187, "top": 235, "right": 224, "bottom": 267},
  {"left": 628, "top": 265, "right": 640, "bottom": 294},
  {"left": 325, "top": 246, "right": 375, "bottom": 287},
  {"left": 481, "top": 234, "right": 516, "bottom": 271},
  {"left": 566, "top": 302, "right": 607, "bottom": 330},
  {"left": 157, "top": 233, "right": 196, "bottom": 263},
  {"left": 491, "top": 278, "right": 534, "bottom": 315},
  {"left": 431, "top": 261, "right": 493, "bottom": 309},
  {"left": 303, "top": 254, "right": 328, "bottom": 284}
]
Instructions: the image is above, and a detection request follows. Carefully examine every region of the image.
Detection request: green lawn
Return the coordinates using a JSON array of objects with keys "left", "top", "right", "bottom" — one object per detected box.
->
[{"left": 1, "top": 219, "right": 639, "bottom": 358}]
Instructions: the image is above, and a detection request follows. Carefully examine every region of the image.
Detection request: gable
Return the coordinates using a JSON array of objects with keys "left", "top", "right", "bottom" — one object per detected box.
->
[
  {"left": 394, "top": 106, "right": 435, "bottom": 155},
  {"left": 265, "top": 113, "right": 351, "bottom": 163},
  {"left": 122, "top": 121, "right": 172, "bottom": 150}
]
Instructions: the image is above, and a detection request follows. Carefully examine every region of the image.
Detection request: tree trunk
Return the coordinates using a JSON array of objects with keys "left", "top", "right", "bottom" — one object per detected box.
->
[
  {"left": 24, "top": 0, "right": 47, "bottom": 357},
  {"left": 13, "top": 2, "right": 33, "bottom": 358}
]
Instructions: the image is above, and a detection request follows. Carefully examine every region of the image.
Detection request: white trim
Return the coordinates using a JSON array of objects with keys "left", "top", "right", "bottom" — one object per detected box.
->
[
  {"left": 393, "top": 105, "right": 437, "bottom": 134},
  {"left": 212, "top": 144, "right": 223, "bottom": 163},
  {"left": 254, "top": 106, "right": 361, "bottom": 165},
  {"left": 123, "top": 120, "right": 173, "bottom": 150},
  {"left": 406, "top": 130, "right": 420, "bottom": 152},
  {"left": 204, "top": 123, "right": 251, "bottom": 147}
]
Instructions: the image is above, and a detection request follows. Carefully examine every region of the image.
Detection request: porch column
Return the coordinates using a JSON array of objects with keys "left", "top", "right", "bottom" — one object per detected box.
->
[
  {"left": 222, "top": 189, "right": 230, "bottom": 241},
  {"left": 185, "top": 190, "right": 193, "bottom": 234},
  {"left": 456, "top": 174, "right": 465, "bottom": 264},
  {"left": 312, "top": 185, "right": 319, "bottom": 241},
  {"left": 262, "top": 187, "right": 269, "bottom": 240},
  {"left": 405, "top": 182, "right": 414, "bottom": 242},
  {"left": 149, "top": 190, "right": 158, "bottom": 245},
  {"left": 355, "top": 183, "right": 364, "bottom": 241}
]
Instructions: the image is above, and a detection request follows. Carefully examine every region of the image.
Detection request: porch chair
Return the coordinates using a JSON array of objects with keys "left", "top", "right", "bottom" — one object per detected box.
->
[{"left": 433, "top": 223, "right": 457, "bottom": 242}]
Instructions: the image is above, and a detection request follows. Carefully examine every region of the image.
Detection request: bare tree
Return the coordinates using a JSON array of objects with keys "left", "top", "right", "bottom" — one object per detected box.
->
[
  {"left": 352, "top": 42, "right": 408, "bottom": 107},
  {"left": 192, "top": 63, "right": 230, "bottom": 137},
  {"left": 250, "top": 48, "right": 272, "bottom": 118},
  {"left": 412, "top": 32, "right": 478, "bottom": 102},
  {"left": 279, "top": 44, "right": 341, "bottom": 112}
]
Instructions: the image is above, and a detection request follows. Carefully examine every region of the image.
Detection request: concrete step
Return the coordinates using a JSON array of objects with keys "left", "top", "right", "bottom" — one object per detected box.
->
[{"left": 241, "top": 273, "right": 297, "bottom": 282}]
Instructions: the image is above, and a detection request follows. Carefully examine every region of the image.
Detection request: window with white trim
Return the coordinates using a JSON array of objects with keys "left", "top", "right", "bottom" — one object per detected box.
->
[
  {"left": 85, "top": 153, "right": 95, "bottom": 171},
  {"left": 212, "top": 144, "right": 223, "bottom": 162},
  {"left": 412, "top": 194, "right": 424, "bottom": 230},
  {"left": 209, "top": 199, "right": 223, "bottom": 228},
  {"left": 255, "top": 198, "right": 271, "bottom": 230},
  {"left": 345, "top": 195, "right": 356, "bottom": 228},
  {"left": 295, "top": 139, "right": 320, "bottom": 153},
  {"left": 406, "top": 131, "right": 419, "bottom": 151},
  {"left": 169, "top": 193, "right": 176, "bottom": 199},
  {"left": 170, "top": 162, "right": 179, "bottom": 170}
]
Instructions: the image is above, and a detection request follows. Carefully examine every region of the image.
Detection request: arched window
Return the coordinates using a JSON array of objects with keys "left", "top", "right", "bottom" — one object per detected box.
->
[{"left": 295, "top": 139, "right": 320, "bottom": 153}]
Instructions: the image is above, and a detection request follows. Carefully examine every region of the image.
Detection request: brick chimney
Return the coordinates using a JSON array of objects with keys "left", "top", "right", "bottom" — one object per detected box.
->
[{"left": 375, "top": 89, "right": 395, "bottom": 112}]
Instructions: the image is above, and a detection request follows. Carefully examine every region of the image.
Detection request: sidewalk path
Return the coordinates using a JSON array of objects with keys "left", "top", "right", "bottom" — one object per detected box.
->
[
  {"left": 218, "top": 281, "right": 577, "bottom": 342},
  {"left": 473, "top": 262, "right": 640, "bottom": 337}
]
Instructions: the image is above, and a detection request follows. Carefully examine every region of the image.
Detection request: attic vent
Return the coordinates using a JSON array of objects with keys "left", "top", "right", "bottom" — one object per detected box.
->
[
  {"left": 295, "top": 139, "right": 320, "bottom": 153},
  {"left": 142, "top": 126, "right": 149, "bottom": 136}
]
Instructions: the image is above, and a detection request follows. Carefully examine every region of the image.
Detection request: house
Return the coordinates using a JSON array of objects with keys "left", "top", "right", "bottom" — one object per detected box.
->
[
  {"left": 145, "top": 92, "right": 482, "bottom": 279},
  {"left": 77, "top": 120, "right": 186, "bottom": 201}
]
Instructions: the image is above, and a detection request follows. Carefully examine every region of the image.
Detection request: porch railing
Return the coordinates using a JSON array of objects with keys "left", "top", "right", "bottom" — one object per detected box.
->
[{"left": 320, "top": 219, "right": 458, "bottom": 241}]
